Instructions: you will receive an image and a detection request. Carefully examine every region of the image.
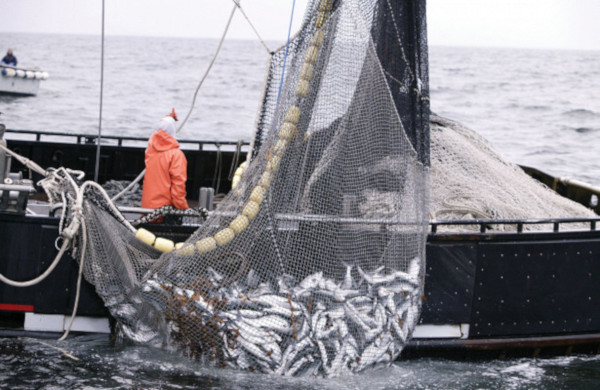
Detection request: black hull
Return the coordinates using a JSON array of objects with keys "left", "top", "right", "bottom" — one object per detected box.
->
[
  {"left": 2, "top": 211, "right": 600, "bottom": 357},
  {"left": 2, "top": 130, "right": 600, "bottom": 358}
]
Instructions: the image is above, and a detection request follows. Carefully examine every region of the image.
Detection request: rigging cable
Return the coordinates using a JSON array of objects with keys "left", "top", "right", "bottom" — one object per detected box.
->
[
  {"left": 93, "top": 0, "right": 105, "bottom": 183},
  {"left": 233, "top": 1, "right": 272, "bottom": 54},
  {"left": 276, "top": 0, "right": 297, "bottom": 103},
  {"left": 177, "top": 1, "right": 239, "bottom": 134},
  {"left": 112, "top": 1, "right": 240, "bottom": 203}
]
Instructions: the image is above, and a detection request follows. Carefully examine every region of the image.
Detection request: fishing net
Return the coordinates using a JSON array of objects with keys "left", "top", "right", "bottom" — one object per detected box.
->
[
  {"left": 39, "top": 0, "right": 430, "bottom": 377},
  {"left": 429, "top": 114, "right": 598, "bottom": 230}
]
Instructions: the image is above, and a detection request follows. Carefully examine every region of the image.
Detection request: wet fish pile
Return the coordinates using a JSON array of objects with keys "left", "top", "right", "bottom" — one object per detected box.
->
[
  {"left": 140, "top": 257, "right": 422, "bottom": 377},
  {"left": 101, "top": 180, "right": 142, "bottom": 207}
]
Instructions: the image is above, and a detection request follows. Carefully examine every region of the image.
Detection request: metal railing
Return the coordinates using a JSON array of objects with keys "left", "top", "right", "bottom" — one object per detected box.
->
[
  {"left": 430, "top": 217, "right": 600, "bottom": 234},
  {"left": 4, "top": 128, "right": 250, "bottom": 151}
]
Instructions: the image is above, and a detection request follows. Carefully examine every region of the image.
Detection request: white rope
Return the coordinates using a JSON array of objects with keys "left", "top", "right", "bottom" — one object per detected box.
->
[
  {"left": 0, "top": 167, "right": 135, "bottom": 288},
  {"left": 0, "top": 142, "right": 46, "bottom": 175},
  {"left": 21, "top": 338, "right": 79, "bottom": 361},
  {"left": 0, "top": 238, "right": 71, "bottom": 287},
  {"left": 78, "top": 180, "right": 137, "bottom": 233},
  {"left": 177, "top": 1, "right": 239, "bottom": 134},
  {"left": 59, "top": 216, "right": 87, "bottom": 341},
  {"left": 233, "top": 0, "right": 272, "bottom": 54}
]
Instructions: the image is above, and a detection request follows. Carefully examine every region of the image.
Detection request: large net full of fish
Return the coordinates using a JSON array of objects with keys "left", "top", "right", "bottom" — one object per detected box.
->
[{"left": 39, "top": 0, "right": 430, "bottom": 377}]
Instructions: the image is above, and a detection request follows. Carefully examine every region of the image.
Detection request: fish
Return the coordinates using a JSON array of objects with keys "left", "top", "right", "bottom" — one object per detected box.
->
[
  {"left": 356, "top": 265, "right": 385, "bottom": 285},
  {"left": 253, "top": 294, "right": 296, "bottom": 309},
  {"left": 245, "top": 269, "right": 261, "bottom": 289},
  {"left": 237, "top": 334, "right": 273, "bottom": 366},
  {"left": 262, "top": 305, "right": 293, "bottom": 318},
  {"left": 144, "top": 254, "right": 423, "bottom": 376},
  {"left": 317, "top": 340, "right": 329, "bottom": 368},
  {"left": 341, "top": 263, "right": 354, "bottom": 290},
  {"left": 298, "top": 272, "right": 323, "bottom": 290},
  {"left": 246, "top": 315, "right": 294, "bottom": 336},
  {"left": 344, "top": 303, "right": 372, "bottom": 332},
  {"left": 357, "top": 340, "right": 391, "bottom": 371},
  {"left": 286, "top": 355, "right": 311, "bottom": 377},
  {"left": 235, "top": 319, "right": 274, "bottom": 345}
]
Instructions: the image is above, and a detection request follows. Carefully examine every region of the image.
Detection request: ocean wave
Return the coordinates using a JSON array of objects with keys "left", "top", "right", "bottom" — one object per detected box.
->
[
  {"left": 561, "top": 108, "right": 600, "bottom": 119},
  {"left": 574, "top": 127, "right": 599, "bottom": 133}
]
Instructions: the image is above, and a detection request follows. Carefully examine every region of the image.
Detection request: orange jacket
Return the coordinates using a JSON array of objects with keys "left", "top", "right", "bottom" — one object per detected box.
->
[{"left": 141, "top": 130, "right": 189, "bottom": 210}]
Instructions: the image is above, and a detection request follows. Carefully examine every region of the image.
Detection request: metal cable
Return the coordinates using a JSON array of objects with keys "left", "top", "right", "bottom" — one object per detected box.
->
[
  {"left": 177, "top": 2, "right": 239, "bottom": 134},
  {"left": 93, "top": 0, "right": 105, "bottom": 183},
  {"left": 276, "top": 0, "right": 297, "bottom": 103},
  {"left": 227, "top": 140, "right": 243, "bottom": 181},
  {"left": 233, "top": 0, "right": 272, "bottom": 54}
]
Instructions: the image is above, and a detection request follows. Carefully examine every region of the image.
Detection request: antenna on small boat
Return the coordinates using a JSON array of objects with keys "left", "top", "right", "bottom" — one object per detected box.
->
[{"left": 93, "top": 0, "right": 106, "bottom": 183}]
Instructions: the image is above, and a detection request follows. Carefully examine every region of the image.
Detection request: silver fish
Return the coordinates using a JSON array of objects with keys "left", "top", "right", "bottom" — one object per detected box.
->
[
  {"left": 298, "top": 272, "right": 323, "bottom": 290},
  {"left": 286, "top": 355, "right": 311, "bottom": 377},
  {"left": 356, "top": 265, "right": 385, "bottom": 285},
  {"left": 246, "top": 315, "right": 293, "bottom": 336},
  {"left": 262, "top": 305, "right": 293, "bottom": 318},
  {"left": 317, "top": 339, "right": 329, "bottom": 368},
  {"left": 237, "top": 335, "right": 272, "bottom": 366},
  {"left": 245, "top": 269, "right": 261, "bottom": 289},
  {"left": 357, "top": 340, "right": 391, "bottom": 371},
  {"left": 341, "top": 263, "right": 354, "bottom": 290},
  {"left": 253, "top": 294, "right": 295, "bottom": 310},
  {"left": 235, "top": 319, "right": 274, "bottom": 345}
]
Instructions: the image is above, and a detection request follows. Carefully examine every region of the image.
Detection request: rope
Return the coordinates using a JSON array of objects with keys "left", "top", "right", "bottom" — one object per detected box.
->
[
  {"left": 59, "top": 216, "right": 87, "bottom": 341},
  {"left": 0, "top": 238, "right": 71, "bottom": 287},
  {"left": 276, "top": 0, "right": 297, "bottom": 103},
  {"left": 78, "top": 179, "right": 137, "bottom": 233},
  {"left": 227, "top": 140, "right": 244, "bottom": 181},
  {"left": 112, "top": 1, "right": 245, "bottom": 196},
  {"left": 111, "top": 168, "right": 145, "bottom": 202},
  {"left": 177, "top": 1, "right": 239, "bottom": 134},
  {"left": 21, "top": 338, "right": 79, "bottom": 361},
  {"left": 0, "top": 142, "right": 46, "bottom": 175},
  {"left": 131, "top": 205, "right": 208, "bottom": 226},
  {"left": 233, "top": 0, "right": 272, "bottom": 54},
  {"left": 212, "top": 144, "right": 223, "bottom": 194}
]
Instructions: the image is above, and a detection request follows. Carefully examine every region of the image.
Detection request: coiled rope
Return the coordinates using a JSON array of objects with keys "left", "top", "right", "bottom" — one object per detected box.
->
[{"left": 0, "top": 147, "right": 134, "bottom": 340}]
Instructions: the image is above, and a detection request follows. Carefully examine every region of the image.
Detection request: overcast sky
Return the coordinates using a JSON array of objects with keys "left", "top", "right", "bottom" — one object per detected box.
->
[{"left": 0, "top": 0, "right": 599, "bottom": 50}]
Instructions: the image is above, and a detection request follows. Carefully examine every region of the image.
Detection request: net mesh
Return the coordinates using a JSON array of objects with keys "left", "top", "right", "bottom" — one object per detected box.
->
[
  {"left": 430, "top": 114, "right": 597, "bottom": 230},
  {"left": 39, "top": 0, "right": 430, "bottom": 377}
]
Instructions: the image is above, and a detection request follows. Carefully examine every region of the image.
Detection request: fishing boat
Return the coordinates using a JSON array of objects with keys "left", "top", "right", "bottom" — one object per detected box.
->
[
  {"left": 2, "top": 123, "right": 600, "bottom": 359},
  {"left": 1, "top": 0, "right": 600, "bottom": 374},
  {"left": 0, "top": 65, "right": 48, "bottom": 96}
]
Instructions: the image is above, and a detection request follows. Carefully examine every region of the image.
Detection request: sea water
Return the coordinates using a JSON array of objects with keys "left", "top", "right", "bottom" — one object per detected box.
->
[{"left": 0, "top": 33, "right": 599, "bottom": 389}]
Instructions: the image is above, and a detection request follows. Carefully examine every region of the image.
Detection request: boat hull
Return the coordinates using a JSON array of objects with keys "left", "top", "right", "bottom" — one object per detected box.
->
[
  {"left": 0, "top": 72, "right": 41, "bottom": 96},
  {"left": 2, "top": 211, "right": 600, "bottom": 357},
  {"left": 2, "top": 130, "right": 600, "bottom": 356}
]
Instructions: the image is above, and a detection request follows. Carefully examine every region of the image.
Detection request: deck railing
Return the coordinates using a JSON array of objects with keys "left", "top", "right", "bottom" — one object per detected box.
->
[
  {"left": 4, "top": 128, "right": 251, "bottom": 151},
  {"left": 430, "top": 217, "right": 600, "bottom": 234}
]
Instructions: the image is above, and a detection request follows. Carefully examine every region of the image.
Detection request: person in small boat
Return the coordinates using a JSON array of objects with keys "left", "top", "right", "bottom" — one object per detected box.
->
[
  {"left": 141, "top": 109, "right": 189, "bottom": 220},
  {"left": 1, "top": 49, "right": 17, "bottom": 66}
]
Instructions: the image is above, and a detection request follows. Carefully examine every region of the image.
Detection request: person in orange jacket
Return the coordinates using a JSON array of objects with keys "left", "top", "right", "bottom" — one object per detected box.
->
[{"left": 141, "top": 108, "right": 189, "bottom": 211}]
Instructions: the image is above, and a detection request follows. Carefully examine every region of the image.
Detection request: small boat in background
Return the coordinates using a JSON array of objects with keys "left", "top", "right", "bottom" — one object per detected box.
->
[{"left": 0, "top": 65, "right": 49, "bottom": 96}]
